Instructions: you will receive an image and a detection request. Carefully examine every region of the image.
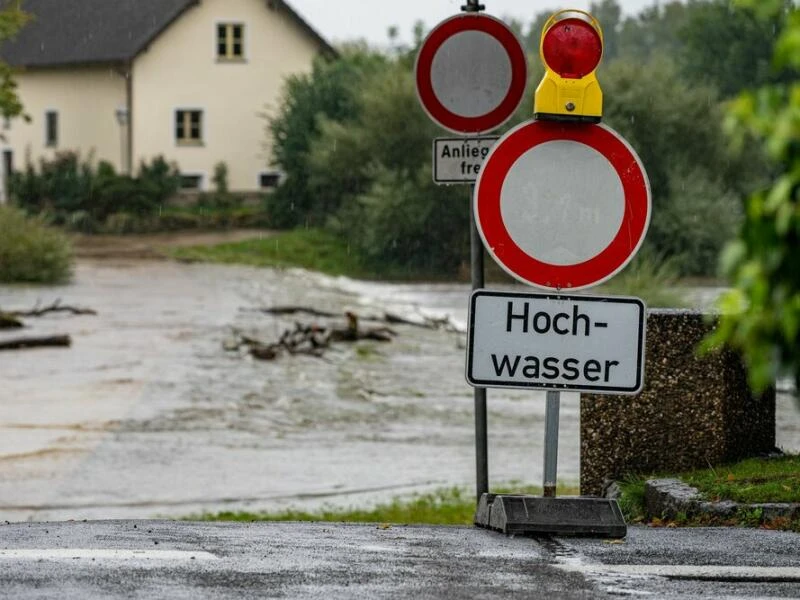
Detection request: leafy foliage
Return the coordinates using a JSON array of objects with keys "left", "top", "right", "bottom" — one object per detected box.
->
[
  {"left": 266, "top": 47, "right": 388, "bottom": 227},
  {"left": 603, "top": 56, "right": 757, "bottom": 275},
  {"left": 9, "top": 152, "right": 181, "bottom": 229},
  {"left": 0, "top": 0, "right": 30, "bottom": 125},
  {"left": 265, "top": 1, "right": 771, "bottom": 279},
  {"left": 0, "top": 206, "right": 72, "bottom": 283},
  {"left": 707, "top": 1, "right": 800, "bottom": 392},
  {"left": 310, "top": 64, "right": 470, "bottom": 274},
  {"left": 678, "top": 0, "right": 790, "bottom": 98}
]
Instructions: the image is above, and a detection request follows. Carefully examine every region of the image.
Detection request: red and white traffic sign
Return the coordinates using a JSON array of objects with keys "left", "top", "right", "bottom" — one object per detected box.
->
[
  {"left": 474, "top": 120, "right": 651, "bottom": 291},
  {"left": 415, "top": 14, "right": 527, "bottom": 135}
]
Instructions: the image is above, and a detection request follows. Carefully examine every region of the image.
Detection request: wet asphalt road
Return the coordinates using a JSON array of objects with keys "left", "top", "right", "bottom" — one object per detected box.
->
[{"left": 1, "top": 521, "right": 799, "bottom": 599}]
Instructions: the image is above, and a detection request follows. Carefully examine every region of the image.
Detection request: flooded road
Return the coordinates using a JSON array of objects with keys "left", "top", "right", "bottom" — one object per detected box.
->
[{"left": 0, "top": 260, "right": 798, "bottom": 522}]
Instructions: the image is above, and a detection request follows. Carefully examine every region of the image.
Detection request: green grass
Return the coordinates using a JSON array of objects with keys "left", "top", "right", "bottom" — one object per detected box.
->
[
  {"left": 0, "top": 206, "right": 73, "bottom": 283},
  {"left": 169, "top": 227, "right": 694, "bottom": 297},
  {"left": 685, "top": 455, "right": 800, "bottom": 504},
  {"left": 170, "top": 228, "right": 369, "bottom": 278},
  {"left": 189, "top": 483, "right": 580, "bottom": 525},
  {"left": 617, "top": 455, "right": 800, "bottom": 530}
]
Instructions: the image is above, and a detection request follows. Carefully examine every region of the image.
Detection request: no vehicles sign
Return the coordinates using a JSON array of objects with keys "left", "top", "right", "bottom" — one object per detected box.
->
[{"left": 467, "top": 291, "right": 645, "bottom": 394}]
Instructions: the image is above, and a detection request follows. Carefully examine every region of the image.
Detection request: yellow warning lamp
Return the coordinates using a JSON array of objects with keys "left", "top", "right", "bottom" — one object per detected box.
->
[{"left": 534, "top": 10, "right": 604, "bottom": 123}]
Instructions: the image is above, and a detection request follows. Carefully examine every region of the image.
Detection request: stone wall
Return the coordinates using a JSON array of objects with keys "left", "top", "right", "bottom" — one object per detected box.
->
[{"left": 580, "top": 310, "right": 775, "bottom": 497}]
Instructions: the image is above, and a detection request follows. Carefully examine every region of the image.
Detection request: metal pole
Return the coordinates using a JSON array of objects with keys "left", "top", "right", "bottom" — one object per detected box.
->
[
  {"left": 463, "top": 0, "right": 486, "bottom": 503},
  {"left": 543, "top": 391, "right": 560, "bottom": 497},
  {"left": 470, "top": 185, "right": 488, "bottom": 501}
]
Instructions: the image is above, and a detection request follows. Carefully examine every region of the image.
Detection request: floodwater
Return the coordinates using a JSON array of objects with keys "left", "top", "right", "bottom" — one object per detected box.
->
[{"left": 0, "top": 260, "right": 798, "bottom": 522}]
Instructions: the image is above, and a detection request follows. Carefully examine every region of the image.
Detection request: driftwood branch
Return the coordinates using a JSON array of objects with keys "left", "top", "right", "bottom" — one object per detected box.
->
[
  {"left": 226, "top": 312, "right": 396, "bottom": 361},
  {"left": 0, "top": 313, "right": 24, "bottom": 330},
  {"left": 253, "top": 305, "right": 463, "bottom": 333},
  {"left": 5, "top": 299, "right": 97, "bottom": 318},
  {"left": 384, "top": 311, "right": 461, "bottom": 332},
  {"left": 0, "top": 335, "right": 71, "bottom": 351},
  {"left": 253, "top": 306, "right": 340, "bottom": 319}
]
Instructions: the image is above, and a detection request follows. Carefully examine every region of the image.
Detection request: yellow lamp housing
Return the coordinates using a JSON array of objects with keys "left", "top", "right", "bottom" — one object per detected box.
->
[{"left": 534, "top": 10, "right": 604, "bottom": 123}]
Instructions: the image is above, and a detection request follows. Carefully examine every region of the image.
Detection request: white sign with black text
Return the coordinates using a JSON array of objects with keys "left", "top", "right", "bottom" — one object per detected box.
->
[
  {"left": 433, "top": 136, "right": 499, "bottom": 184},
  {"left": 466, "top": 291, "right": 646, "bottom": 394}
]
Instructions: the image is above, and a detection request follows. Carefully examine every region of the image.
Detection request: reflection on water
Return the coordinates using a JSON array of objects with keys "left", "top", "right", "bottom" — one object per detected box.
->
[{"left": 0, "top": 260, "right": 797, "bottom": 522}]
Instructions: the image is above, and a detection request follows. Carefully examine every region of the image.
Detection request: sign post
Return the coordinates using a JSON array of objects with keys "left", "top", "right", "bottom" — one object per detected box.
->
[
  {"left": 543, "top": 391, "right": 560, "bottom": 498},
  {"left": 416, "top": 1, "right": 527, "bottom": 503}
]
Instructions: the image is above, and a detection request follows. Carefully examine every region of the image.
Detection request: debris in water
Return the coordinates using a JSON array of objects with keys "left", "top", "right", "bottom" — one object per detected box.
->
[{"left": 226, "top": 312, "right": 396, "bottom": 361}]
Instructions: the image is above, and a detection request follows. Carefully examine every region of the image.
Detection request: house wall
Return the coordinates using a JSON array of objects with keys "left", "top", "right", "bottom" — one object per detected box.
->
[
  {"left": 132, "top": 0, "right": 323, "bottom": 192},
  {"left": 3, "top": 67, "right": 128, "bottom": 173}
]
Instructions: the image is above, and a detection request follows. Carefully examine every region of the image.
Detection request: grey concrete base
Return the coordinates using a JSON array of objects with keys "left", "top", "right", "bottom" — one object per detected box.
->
[{"left": 475, "top": 494, "right": 627, "bottom": 538}]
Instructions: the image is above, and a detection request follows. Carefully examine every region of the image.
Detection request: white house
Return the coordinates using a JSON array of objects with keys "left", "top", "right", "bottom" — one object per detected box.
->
[{"left": 0, "top": 0, "right": 335, "bottom": 199}]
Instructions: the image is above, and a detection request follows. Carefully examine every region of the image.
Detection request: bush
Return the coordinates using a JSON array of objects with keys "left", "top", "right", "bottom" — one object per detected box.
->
[
  {"left": 0, "top": 206, "right": 73, "bottom": 283},
  {"left": 9, "top": 152, "right": 181, "bottom": 226},
  {"left": 266, "top": 47, "right": 389, "bottom": 228},
  {"left": 336, "top": 166, "right": 469, "bottom": 275}
]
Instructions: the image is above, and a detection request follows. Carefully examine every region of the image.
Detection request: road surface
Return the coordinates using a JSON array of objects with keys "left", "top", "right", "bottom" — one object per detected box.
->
[{"left": 1, "top": 521, "right": 799, "bottom": 598}]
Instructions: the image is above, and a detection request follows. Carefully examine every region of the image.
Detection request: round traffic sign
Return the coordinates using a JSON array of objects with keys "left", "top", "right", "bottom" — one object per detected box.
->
[
  {"left": 474, "top": 120, "right": 651, "bottom": 291},
  {"left": 415, "top": 14, "right": 527, "bottom": 135}
]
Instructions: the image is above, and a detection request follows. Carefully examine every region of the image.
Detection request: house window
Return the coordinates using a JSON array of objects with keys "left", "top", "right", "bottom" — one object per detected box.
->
[
  {"left": 259, "top": 172, "right": 281, "bottom": 189},
  {"left": 180, "top": 174, "right": 203, "bottom": 190},
  {"left": 45, "top": 111, "right": 58, "bottom": 147},
  {"left": 217, "top": 23, "right": 244, "bottom": 60},
  {"left": 175, "top": 110, "right": 203, "bottom": 145}
]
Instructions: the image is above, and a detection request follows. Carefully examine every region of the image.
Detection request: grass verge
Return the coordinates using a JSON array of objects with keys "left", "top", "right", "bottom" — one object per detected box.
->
[
  {"left": 618, "top": 454, "right": 800, "bottom": 531},
  {"left": 172, "top": 228, "right": 692, "bottom": 300},
  {"left": 189, "top": 483, "right": 580, "bottom": 525},
  {"left": 169, "top": 228, "right": 369, "bottom": 278}
]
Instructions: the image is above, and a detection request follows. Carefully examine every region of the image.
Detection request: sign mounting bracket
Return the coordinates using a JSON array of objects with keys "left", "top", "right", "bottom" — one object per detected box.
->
[{"left": 461, "top": 0, "right": 485, "bottom": 12}]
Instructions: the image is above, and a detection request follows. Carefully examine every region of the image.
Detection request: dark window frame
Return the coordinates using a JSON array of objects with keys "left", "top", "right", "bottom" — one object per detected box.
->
[
  {"left": 180, "top": 174, "right": 204, "bottom": 191},
  {"left": 217, "top": 23, "right": 245, "bottom": 60},
  {"left": 259, "top": 172, "right": 282, "bottom": 189},
  {"left": 45, "top": 110, "right": 58, "bottom": 147},
  {"left": 175, "top": 109, "right": 204, "bottom": 145}
]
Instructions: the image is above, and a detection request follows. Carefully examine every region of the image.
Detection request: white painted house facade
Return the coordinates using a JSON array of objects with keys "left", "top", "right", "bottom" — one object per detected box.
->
[{"left": 0, "top": 0, "right": 334, "bottom": 199}]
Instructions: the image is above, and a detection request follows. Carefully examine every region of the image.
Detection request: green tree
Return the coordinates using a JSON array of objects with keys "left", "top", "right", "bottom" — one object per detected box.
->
[
  {"left": 603, "top": 56, "right": 760, "bottom": 275},
  {"left": 617, "top": 1, "right": 689, "bottom": 61},
  {"left": 590, "top": 0, "right": 622, "bottom": 62},
  {"left": 266, "top": 46, "right": 386, "bottom": 227},
  {"left": 678, "top": 0, "right": 789, "bottom": 98},
  {"left": 0, "top": 0, "right": 30, "bottom": 123},
  {"left": 310, "top": 63, "right": 470, "bottom": 274},
  {"left": 707, "top": 0, "right": 800, "bottom": 392}
]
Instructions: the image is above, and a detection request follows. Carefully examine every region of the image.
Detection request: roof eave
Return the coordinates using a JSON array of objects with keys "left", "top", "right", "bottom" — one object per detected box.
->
[
  {"left": 10, "top": 58, "right": 130, "bottom": 70},
  {"left": 270, "top": 0, "right": 338, "bottom": 59},
  {"left": 131, "top": 0, "right": 201, "bottom": 61}
]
